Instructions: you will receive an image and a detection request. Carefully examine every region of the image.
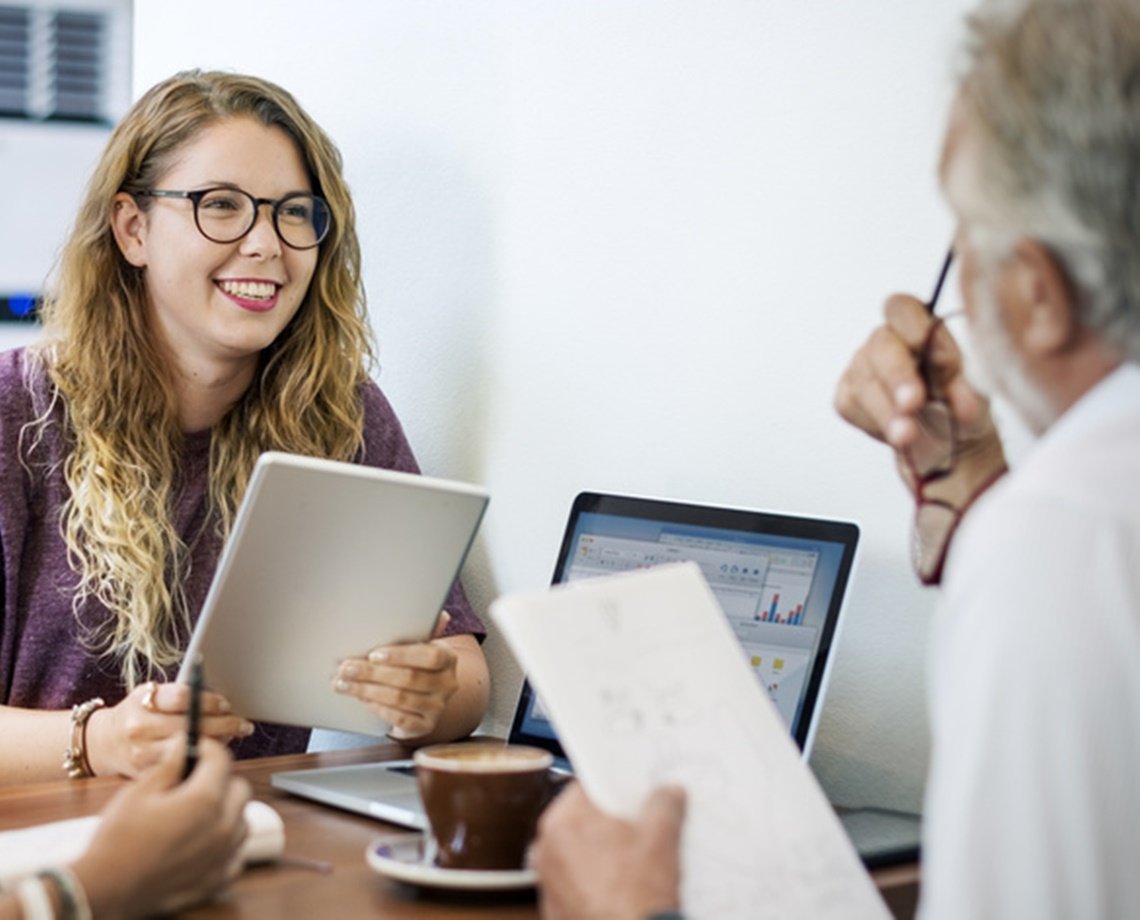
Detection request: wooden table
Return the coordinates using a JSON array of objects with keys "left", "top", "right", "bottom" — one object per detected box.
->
[{"left": 0, "top": 744, "right": 919, "bottom": 918}]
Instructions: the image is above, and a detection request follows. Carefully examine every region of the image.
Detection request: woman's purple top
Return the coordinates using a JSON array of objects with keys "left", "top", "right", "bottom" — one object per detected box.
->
[{"left": 0, "top": 348, "right": 482, "bottom": 759}]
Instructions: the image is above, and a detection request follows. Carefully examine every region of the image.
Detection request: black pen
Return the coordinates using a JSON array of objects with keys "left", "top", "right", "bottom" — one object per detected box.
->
[
  {"left": 927, "top": 246, "right": 955, "bottom": 315},
  {"left": 183, "top": 656, "right": 203, "bottom": 780}
]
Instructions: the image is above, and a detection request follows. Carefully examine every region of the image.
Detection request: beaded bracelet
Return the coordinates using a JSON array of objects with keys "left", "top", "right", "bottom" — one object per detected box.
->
[{"left": 62, "top": 697, "right": 105, "bottom": 779}]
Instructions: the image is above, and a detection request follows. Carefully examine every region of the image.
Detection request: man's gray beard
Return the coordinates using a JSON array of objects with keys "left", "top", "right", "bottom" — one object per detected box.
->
[{"left": 964, "top": 275, "right": 1058, "bottom": 436}]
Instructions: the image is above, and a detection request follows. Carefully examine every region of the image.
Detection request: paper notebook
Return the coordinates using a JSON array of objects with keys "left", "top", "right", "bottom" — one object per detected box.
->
[
  {"left": 490, "top": 562, "right": 889, "bottom": 920},
  {"left": 0, "top": 800, "right": 284, "bottom": 886}
]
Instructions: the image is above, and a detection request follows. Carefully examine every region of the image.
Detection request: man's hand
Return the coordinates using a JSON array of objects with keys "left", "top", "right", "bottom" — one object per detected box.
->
[
  {"left": 533, "top": 782, "right": 686, "bottom": 920},
  {"left": 835, "top": 294, "right": 1005, "bottom": 503},
  {"left": 835, "top": 295, "right": 985, "bottom": 449}
]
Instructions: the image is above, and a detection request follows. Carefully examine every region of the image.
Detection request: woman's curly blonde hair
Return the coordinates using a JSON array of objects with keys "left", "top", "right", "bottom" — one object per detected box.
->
[{"left": 31, "top": 70, "right": 376, "bottom": 688}]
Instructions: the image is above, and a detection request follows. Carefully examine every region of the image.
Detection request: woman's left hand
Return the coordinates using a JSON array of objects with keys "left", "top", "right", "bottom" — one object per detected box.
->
[{"left": 333, "top": 612, "right": 460, "bottom": 740}]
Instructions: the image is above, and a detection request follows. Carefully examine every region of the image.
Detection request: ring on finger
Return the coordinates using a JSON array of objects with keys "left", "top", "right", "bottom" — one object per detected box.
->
[{"left": 141, "top": 681, "right": 159, "bottom": 712}]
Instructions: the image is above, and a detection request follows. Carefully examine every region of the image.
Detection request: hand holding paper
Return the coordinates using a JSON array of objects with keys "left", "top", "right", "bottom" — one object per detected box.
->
[
  {"left": 534, "top": 782, "right": 687, "bottom": 919},
  {"left": 491, "top": 562, "right": 889, "bottom": 920}
]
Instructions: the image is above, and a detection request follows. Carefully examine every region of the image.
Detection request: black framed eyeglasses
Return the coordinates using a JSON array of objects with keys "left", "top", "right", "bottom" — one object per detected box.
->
[
  {"left": 906, "top": 248, "right": 960, "bottom": 585},
  {"left": 130, "top": 186, "right": 331, "bottom": 250},
  {"left": 906, "top": 315, "right": 961, "bottom": 584}
]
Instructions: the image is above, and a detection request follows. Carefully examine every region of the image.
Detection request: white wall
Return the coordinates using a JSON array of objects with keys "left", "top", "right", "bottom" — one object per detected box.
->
[
  {"left": 131, "top": 0, "right": 981, "bottom": 813},
  {"left": 0, "top": 119, "right": 107, "bottom": 352},
  {"left": 0, "top": 121, "right": 100, "bottom": 351}
]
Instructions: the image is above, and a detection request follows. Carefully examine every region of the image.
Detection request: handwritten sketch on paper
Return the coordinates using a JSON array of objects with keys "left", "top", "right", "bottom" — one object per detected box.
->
[{"left": 491, "top": 562, "right": 888, "bottom": 920}]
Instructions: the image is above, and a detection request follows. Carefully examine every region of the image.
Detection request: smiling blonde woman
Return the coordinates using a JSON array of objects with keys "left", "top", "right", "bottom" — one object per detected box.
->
[{"left": 0, "top": 70, "right": 489, "bottom": 784}]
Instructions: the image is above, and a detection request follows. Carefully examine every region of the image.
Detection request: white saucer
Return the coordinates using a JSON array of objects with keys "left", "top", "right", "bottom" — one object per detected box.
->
[{"left": 365, "top": 834, "right": 537, "bottom": 891}]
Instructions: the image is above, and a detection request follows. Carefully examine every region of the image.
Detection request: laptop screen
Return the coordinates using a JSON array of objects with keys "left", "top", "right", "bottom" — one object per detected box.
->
[{"left": 509, "top": 492, "right": 860, "bottom": 759}]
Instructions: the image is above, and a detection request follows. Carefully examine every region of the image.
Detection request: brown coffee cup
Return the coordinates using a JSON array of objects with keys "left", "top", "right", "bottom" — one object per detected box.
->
[{"left": 414, "top": 742, "right": 555, "bottom": 870}]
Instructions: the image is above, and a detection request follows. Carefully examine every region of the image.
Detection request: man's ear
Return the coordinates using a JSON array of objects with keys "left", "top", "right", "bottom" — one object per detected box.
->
[
  {"left": 110, "top": 191, "right": 148, "bottom": 268},
  {"left": 1011, "top": 238, "right": 1079, "bottom": 356}
]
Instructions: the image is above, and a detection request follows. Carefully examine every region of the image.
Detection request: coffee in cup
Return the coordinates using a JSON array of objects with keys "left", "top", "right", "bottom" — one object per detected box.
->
[{"left": 414, "top": 742, "right": 555, "bottom": 870}]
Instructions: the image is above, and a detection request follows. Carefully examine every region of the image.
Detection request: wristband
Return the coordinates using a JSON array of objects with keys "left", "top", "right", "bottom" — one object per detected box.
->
[
  {"left": 39, "top": 868, "right": 93, "bottom": 920},
  {"left": 62, "top": 697, "right": 105, "bottom": 779},
  {"left": 14, "top": 876, "right": 53, "bottom": 920}
]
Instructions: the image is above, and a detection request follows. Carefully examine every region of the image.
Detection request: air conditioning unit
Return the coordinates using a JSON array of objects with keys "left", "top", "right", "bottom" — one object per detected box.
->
[{"left": 0, "top": 0, "right": 131, "bottom": 324}]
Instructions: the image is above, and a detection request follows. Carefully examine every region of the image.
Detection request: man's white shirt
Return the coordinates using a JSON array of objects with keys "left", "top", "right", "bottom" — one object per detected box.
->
[{"left": 921, "top": 364, "right": 1140, "bottom": 919}]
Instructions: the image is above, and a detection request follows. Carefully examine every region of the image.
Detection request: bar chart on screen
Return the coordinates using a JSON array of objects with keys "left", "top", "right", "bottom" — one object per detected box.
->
[
  {"left": 753, "top": 550, "right": 817, "bottom": 626},
  {"left": 758, "top": 592, "right": 806, "bottom": 625}
]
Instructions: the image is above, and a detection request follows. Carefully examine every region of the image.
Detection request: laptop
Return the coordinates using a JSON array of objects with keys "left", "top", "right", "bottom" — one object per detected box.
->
[
  {"left": 272, "top": 491, "right": 873, "bottom": 833},
  {"left": 511, "top": 492, "right": 861, "bottom": 762}
]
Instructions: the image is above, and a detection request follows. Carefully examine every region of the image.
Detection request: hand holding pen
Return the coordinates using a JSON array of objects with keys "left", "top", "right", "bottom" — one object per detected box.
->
[
  {"left": 183, "top": 656, "right": 203, "bottom": 780},
  {"left": 834, "top": 245, "right": 984, "bottom": 453},
  {"left": 833, "top": 243, "right": 1008, "bottom": 565},
  {"left": 84, "top": 668, "right": 256, "bottom": 779}
]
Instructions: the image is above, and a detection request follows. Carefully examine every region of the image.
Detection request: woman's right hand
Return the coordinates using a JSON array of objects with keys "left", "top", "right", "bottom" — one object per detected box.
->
[
  {"left": 72, "top": 738, "right": 251, "bottom": 920},
  {"left": 87, "top": 681, "right": 254, "bottom": 778}
]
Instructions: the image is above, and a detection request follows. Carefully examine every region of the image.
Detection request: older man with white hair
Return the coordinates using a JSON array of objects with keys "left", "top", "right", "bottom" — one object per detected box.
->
[{"left": 532, "top": 1, "right": 1140, "bottom": 917}]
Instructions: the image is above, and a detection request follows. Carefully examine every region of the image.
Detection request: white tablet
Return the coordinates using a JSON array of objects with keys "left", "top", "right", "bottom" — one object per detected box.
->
[{"left": 177, "top": 451, "right": 489, "bottom": 735}]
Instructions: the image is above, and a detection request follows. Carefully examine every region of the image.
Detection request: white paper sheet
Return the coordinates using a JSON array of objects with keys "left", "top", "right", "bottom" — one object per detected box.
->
[
  {"left": 0, "top": 800, "right": 283, "bottom": 885},
  {"left": 491, "top": 562, "right": 889, "bottom": 920}
]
